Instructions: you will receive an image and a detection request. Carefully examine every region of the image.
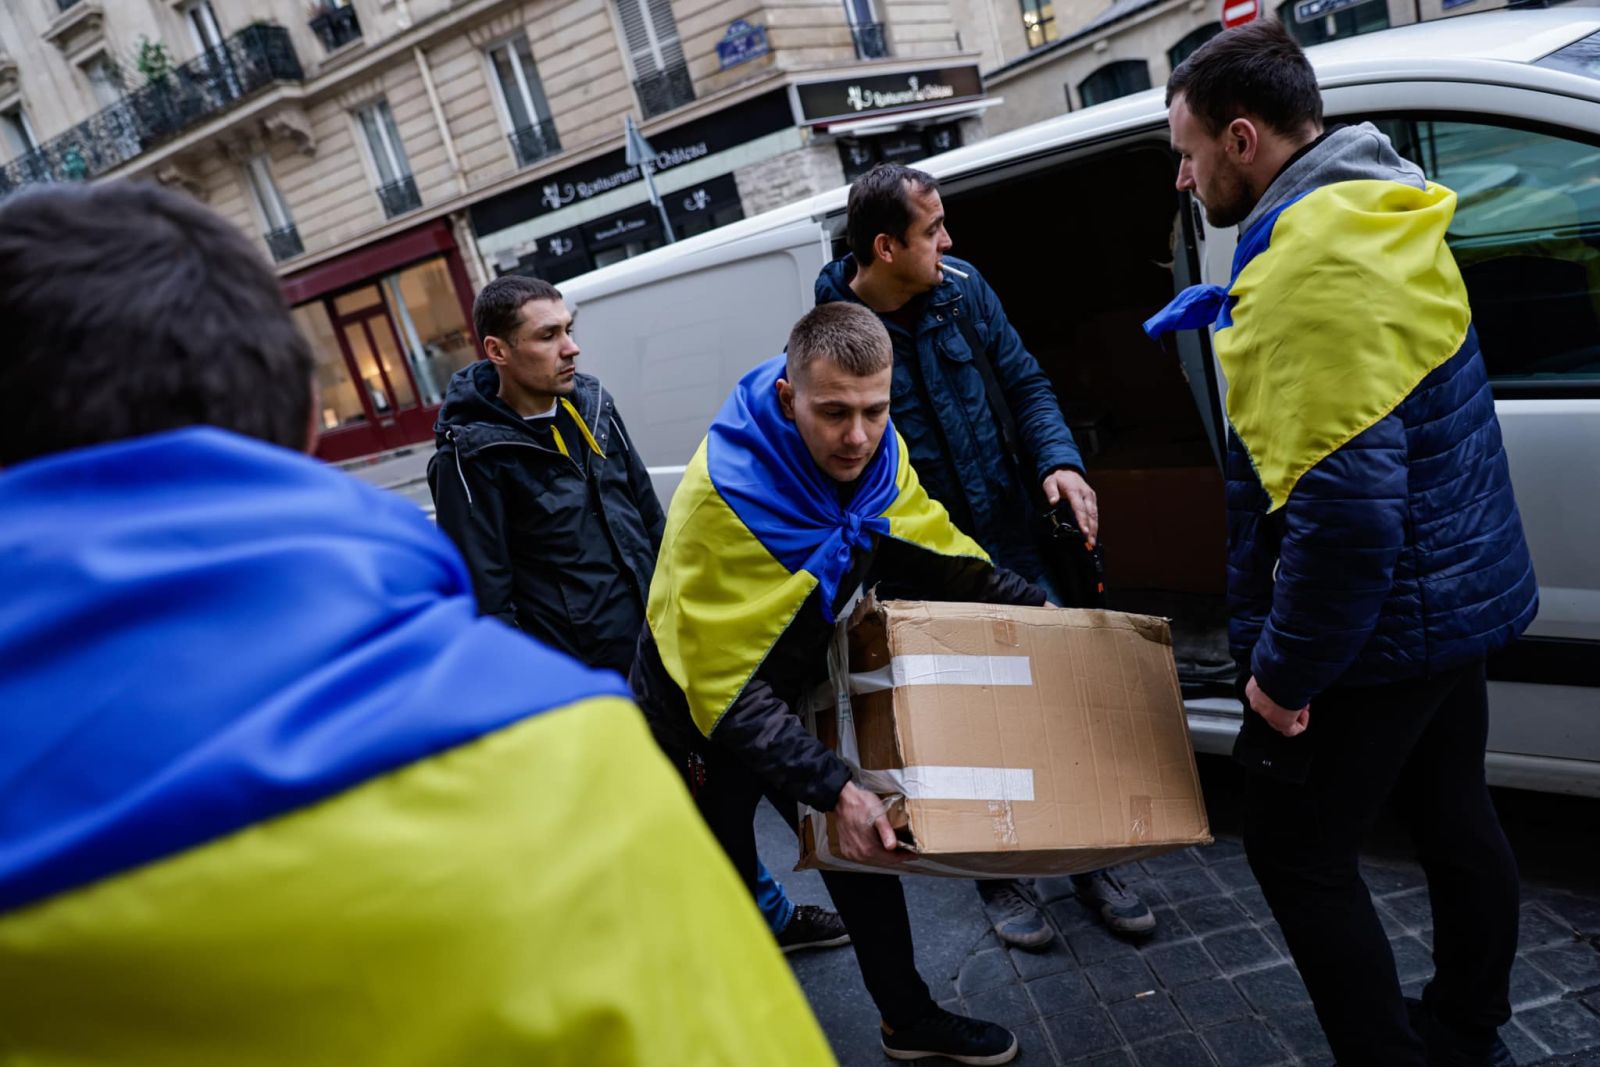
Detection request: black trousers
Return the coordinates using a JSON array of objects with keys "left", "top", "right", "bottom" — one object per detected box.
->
[
  {"left": 672, "top": 738, "right": 936, "bottom": 1028},
  {"left": 1241, "top": 660, "right": 1519, "bottom": 1066}
]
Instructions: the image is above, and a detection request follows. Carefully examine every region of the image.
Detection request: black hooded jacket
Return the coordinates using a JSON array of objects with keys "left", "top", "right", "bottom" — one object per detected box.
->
[{"left": 428, "top": 361, "right": 663, "bottom": 675}]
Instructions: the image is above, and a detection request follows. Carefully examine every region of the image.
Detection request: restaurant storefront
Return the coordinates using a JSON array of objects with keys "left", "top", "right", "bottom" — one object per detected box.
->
[
  {"left": 470, "top": 90, "right": 791, "bottom": 283},
  {"left": 282, "top": 219, "right": 478, "bottom": 462}
]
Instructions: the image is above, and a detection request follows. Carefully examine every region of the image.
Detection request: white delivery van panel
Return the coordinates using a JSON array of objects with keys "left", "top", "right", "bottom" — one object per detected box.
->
[{"left": 562, "top": 219, "right": 829, "bottom": 501}]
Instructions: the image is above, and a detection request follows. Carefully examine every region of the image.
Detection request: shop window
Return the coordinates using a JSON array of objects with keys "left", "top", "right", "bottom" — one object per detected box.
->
[
  {"left": 1278, "top": 0, "right": 1388, "bottom": 47},
  {"left": 838, "top": 122, "right": 964, "bottom": 182},
  {"left": 1370, "top": 116, "right": 1600, "bottom": 386},
  {"left": 1019, "top": 0, "right": 1058, "bottom": 50},
  {"left": 383, "top": 256, "right": 477, "bottom": 406},
  {"left": 293, "top": 302, "right": 368, "bottom": 432},
  {"left": 1077, "top": 60, "right": 1151, "bottom": 109},
  {"left": 488, "top": 36, "right": 559, "bottom": 167},
  {"left": 1167, "top": 23, "right": 1221, "bottom": 71}
]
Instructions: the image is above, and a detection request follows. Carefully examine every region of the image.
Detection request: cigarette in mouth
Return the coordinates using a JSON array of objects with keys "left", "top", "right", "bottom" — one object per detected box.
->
[{"left": 940, "top": 262, "right": 969, "bottom": 279}]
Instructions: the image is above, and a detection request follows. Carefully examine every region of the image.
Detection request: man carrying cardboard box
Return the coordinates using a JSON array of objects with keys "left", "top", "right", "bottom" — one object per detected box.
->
[{"left": 631, "top": 303, "right": 1049, "bottom": 1065}]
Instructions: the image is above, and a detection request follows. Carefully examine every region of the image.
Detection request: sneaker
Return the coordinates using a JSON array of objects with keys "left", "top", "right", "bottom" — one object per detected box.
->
[
  {"left": 978, "top": 879, "right": 1055, "bottom": 949},
  {"left": 881, "top": 1007, "right": 1019, "bottom": 1065},
  {"left": 1073, "top": 869, "right": 1156, "bottom": 936},
  {"left": 775, "top": 904, "right": 851, "bottom": 954},
  {"left": 1405, "top": 997, "right": 1517, "bottom": 1067}
]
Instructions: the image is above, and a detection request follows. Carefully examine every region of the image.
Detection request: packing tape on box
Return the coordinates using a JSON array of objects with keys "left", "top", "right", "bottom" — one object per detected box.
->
[
  {"left": 885, "top": 765, "right": 1035, "bottom": 802},
  {"left": 796, "top": 593, "right": 1035, "bottom": 869},
  {"left": 847, "top": 655, "right": 1034, "bottom": 693}
]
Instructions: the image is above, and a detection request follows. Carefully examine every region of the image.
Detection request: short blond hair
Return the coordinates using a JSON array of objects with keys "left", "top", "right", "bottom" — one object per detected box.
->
[{"left": 786, "top": 303, "right": 892, "bottom": 383}]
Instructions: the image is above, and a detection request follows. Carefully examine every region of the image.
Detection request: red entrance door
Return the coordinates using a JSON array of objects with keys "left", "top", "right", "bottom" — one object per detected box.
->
[{"left": 329, "top": 286, "right": 434, "bottom": 453}]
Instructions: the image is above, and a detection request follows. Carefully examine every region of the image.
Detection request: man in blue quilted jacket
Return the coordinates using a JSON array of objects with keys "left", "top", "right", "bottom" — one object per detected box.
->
[{"left": 1147, "top": 22, "right": 1538, "bottom": 1067}]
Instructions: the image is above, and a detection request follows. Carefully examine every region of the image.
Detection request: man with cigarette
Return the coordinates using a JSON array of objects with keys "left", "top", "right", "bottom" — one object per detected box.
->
[{"left": 815, "top": 163, "right": 1156, "bottom": 946}]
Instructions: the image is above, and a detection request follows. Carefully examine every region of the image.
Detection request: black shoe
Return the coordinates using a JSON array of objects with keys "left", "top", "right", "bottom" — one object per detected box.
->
[
  {"left": 776, "top": 904, "right": 851, "bottom": 954},
  {"left": 978, "top": 879, "right": 1055, "bottom": 949},
  {"left": 881, "top": 1007, "right": 1018, "bottom": 1065},
  {"left": 1405, "top": 997, "right": 1517, "bottom": 1067},
  {"left": 1073, "top": 869, "right": 1156, "bottom": 936}
]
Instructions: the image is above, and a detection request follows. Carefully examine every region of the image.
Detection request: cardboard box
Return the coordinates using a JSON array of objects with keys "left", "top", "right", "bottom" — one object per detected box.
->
[{"left": 798, "top": 599, "right": 1211, "bottom": 877}]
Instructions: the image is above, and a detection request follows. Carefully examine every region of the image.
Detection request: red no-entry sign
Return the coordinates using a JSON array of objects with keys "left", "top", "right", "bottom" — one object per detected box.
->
[{"left": 1222, "top": 0, "right": 1259, "bottom": 27}]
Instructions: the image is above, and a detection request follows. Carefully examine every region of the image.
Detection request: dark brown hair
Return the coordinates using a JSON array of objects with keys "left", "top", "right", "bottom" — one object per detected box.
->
[
  {"left": 846, "top": 163, "right": 940, "bottom": 264},
  {"left": 473, "top": 274, "right": 563, "bottom": 347},
  {"left": 1166, "top": 20, "right": 1323, "bottom": 137},
  {"left": 0, "top": 181, "right": 313, "bottom": 464}
]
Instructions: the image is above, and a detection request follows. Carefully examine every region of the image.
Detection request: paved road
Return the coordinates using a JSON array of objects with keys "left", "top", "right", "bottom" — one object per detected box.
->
[{"left": 763, "top": 756, "right": 1600, "bottom": 1066}]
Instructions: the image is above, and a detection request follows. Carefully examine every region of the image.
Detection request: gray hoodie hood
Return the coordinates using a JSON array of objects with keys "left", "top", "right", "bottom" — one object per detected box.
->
[{"left": 1240, "top": 122, "right": 1426, "bottom": 235}]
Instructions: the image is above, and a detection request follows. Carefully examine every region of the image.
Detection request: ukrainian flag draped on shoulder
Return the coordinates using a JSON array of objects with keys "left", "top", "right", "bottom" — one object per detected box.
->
[
  {"left": 0, "top": 428, "right": 832, "bottom": 1067},
  {"left": 1145, "top": 178, "right": 1472, "bottom": 511},
  {"left": 648, "top": 354, "right": 986, "bottom": 737}
]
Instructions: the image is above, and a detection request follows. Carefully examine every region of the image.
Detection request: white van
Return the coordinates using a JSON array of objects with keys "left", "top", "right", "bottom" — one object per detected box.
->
[{"left": 562, "top": 8, "right": 1600, "bottom": 797}]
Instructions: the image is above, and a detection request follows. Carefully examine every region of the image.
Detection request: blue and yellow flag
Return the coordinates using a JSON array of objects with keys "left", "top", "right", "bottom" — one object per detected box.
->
[
  {"left": 647, "top": 354, "right": 987, "bottom": 737},
  {"left": 0, "top": 428, "right": 833, "bottom": 1067},
  {"left": 1146, "top": 179, "right": 1472, "bottom": 511}
]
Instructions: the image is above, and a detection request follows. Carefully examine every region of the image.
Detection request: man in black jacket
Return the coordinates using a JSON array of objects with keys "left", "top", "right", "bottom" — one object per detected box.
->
[
  {"left": 633, "top": 303, "right": 1051, "bottom": 1065},
  {"left": 430, "top": 275, "right": 844, "bottom": 953}
]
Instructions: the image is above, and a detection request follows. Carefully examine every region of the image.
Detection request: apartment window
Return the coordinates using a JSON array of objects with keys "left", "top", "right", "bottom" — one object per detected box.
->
[
  {"left": 355, "top": 99, "right": 419, "bottom": 218},
  {"left": 244, "top": 155, "right": 301, "bottom": 261},
  {"left": 1077, "top": 60, "right": 1151, "bottom": 108},
  {"left": 845, "top": 0, "right": 889, "bottom": 59},
  {"left": 82, "top": 55, "right": 124, "bottom": 109},
  {"left": 1, "top": 106, "right": 38, "bottom": 162},
  {"left": 1278, "top": 0, "right": 1389, "bottom": 46},
  {"left": 1020, "top": 0, "right": 1058, "bottom": 49},
  {"left": 487, "top": 37, "right": 559, "bottom": 167},
  {"left": 1167, "top": 23, "right": 1221, "bottom": 70},
  {"left": 182, "top": 0, "right": 226, "bottom": 55},
  {"left": 615, "top": 0, "right": 694, "bottom": 117}
]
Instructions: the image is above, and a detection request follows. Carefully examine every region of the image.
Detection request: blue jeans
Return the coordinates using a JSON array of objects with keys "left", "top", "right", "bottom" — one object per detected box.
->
[{"left": 755, "top": 859, "right": 795, "bottom": 934}]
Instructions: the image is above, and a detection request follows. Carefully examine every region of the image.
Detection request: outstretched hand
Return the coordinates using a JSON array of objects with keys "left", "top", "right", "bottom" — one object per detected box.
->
[{"left": 1043, "top": 469, "right": 1098, "bottom": 546}]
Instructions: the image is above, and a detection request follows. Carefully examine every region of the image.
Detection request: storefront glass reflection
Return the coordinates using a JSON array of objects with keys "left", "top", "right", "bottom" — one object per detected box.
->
[
  {"left": 292, "top": 254, "right": 477, "bottom": 424},
  {"left": 292, "top": 302, "right": 367, "bottom": 432},
  {"left": 384, "top": 257, "right": 477, "bottom": 405}
]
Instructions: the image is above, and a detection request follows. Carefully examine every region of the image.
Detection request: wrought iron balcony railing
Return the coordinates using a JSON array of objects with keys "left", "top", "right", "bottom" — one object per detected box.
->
[
  {"left": 633, "top": 63, "right": 695, "bottom": 120},
  {"left": 851, "top": 22, "right": 890, "bottom": 59},
  {"left": 264, "top": 224, "right": 304, "bottom": 262},
  {"left": 508, "top": 118, "right": 561, "bottom": 168},
  {"left": 0, "top": 24, "right": 303, "bottom": 194},
  {"left": 308, "top": 5, "right": 363, "bottom": 52},
  {"left": 375, "top": 175, "right": 421, "bottom": 218}
]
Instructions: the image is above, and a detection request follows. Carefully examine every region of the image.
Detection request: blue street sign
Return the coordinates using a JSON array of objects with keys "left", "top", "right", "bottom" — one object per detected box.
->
[{"left": 716, "top": 20, "right": 770, "bottom": 70}]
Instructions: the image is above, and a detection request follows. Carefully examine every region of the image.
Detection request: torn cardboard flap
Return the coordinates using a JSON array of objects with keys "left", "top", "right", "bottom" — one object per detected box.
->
[{"left": 799, "top": 598, "right": 1211, "bottom": 878}]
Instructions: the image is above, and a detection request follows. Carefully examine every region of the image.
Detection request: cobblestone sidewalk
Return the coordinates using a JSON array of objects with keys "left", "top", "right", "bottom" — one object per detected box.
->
[{"left": 770, "top": 809, "right": 1600, "bottom": 1066}]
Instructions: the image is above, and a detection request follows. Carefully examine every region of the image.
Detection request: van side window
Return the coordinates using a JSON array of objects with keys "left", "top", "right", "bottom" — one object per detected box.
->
[{"left": 1371, "top": 118, "right": 1600, "bottom": 389}]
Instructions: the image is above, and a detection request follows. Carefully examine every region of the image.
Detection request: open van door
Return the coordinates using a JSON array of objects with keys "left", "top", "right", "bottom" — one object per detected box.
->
[
  {"left": 561, "top": 217, "right": 831, "bottom": 501},
  {"left": 865, "top": 116, "right": 1240, "bottom": 726}
]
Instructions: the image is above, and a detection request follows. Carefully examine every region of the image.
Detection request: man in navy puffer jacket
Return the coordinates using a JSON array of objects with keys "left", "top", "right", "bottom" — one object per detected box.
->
[{"left": 1147, "top": 23, "right": 1538, "bottom": 1067}]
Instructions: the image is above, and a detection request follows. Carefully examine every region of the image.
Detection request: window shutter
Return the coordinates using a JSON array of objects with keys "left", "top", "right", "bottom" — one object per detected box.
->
[
  {"left": 646, "top": 0, "right": 686, "bottom": 68},
  {"left": 615, "top": 0, "right": 659, "bottom": 73}
]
